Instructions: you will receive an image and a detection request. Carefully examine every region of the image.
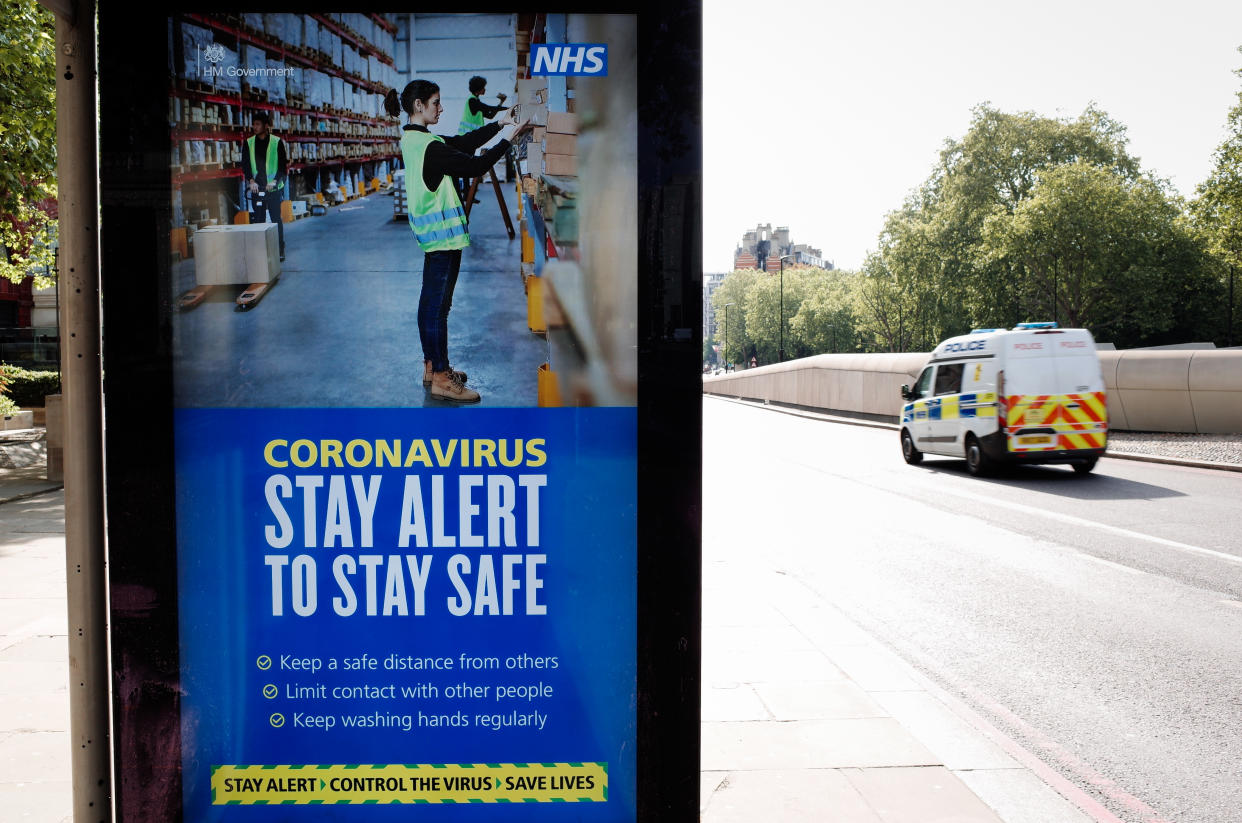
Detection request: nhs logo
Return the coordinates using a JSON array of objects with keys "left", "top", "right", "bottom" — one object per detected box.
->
[{"left": 531, "top": 43, "right": 608, "bottom": 76}]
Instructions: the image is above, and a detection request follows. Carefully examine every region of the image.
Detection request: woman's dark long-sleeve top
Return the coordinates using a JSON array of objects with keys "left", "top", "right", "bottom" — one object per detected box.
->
[{"left": 404, "top": 122, "right": 510, "bottom": 191}]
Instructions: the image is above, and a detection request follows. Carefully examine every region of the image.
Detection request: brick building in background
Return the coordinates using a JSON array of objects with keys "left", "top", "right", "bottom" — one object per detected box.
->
[{"left": 733, "top": 223, "right": 830, "bottom": 273}]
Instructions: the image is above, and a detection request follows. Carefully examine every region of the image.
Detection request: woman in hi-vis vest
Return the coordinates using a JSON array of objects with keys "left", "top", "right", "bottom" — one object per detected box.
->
[{"left": 385, "top": 80, "right": 529, "bottom": 403}]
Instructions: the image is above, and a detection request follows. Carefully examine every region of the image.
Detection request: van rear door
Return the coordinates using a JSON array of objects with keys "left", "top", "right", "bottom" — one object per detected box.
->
[{"left": 1003, "top": 330, "right": 1107, "bottom": 453}]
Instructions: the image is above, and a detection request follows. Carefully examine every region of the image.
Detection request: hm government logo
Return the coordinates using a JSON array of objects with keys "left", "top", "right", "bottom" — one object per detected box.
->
[{"left": 198, "top": 43, "right": 296, "bottom": 80}]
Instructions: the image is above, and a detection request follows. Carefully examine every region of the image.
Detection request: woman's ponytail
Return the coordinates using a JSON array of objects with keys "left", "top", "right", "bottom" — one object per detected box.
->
[{"left": 383, "top": 88, "right": 401, "bottom": 118}]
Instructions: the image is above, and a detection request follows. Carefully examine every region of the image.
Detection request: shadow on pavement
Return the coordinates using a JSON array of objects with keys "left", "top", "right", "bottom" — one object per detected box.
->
[{"left": 919, "top": 460, "right": 1186, "bottom": 501}]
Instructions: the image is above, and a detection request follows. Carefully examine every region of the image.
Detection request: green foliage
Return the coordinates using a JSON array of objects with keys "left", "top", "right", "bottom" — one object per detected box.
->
[
  {"left": 0, "top": 0, "right": 58, "bottom": 286},
  {"left": 0, "top": 365, "right": 19, "bottom": 414},
  {"left": 860, "top": 103, "right": 1218, "bottom": 348},
  {"left": 0, "top": 364, "right": 60, "bottom": 407},
  {"left": 981, "top": 162, "right": 1213, "bottom": 347},
  {"left": 711, "top": 266, "right": 865, "bottom": 364},
  {"left": 1, "top": 202, "right": 56, "bottom": 287},
  {"left": 711, "top": 269, "right": 760, "bottom": 365},
  {"left": 1194, "top": 49, "right": 1242, "bottom": 265},
  {"left": 1191, "top": 47, "right": 1242, "bottom": 344}
]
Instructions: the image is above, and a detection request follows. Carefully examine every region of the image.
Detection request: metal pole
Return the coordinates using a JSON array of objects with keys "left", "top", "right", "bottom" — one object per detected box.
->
[
  {"left": 723, "top": 302, "right": 735, "bottom": 371},
  {"left": 51, "top": 0, "right": 112, "bottom": 819}
]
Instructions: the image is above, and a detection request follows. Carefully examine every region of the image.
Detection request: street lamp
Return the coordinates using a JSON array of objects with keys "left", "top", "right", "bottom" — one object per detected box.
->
[
  {"left": 723, "top": 302, "right": 736, "bottom": 371},
  {"left": 778, "top": 255, "right": 793, "bottom": 362}
]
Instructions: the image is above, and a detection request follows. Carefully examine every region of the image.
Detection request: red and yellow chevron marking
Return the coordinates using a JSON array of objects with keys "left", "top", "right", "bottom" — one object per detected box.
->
[
  {"left": 1006, "top": 393, "right": 1107, "bottom": 452},
  {"left": 1058, "top": 432, "right": 1107, "bottom": 450}
]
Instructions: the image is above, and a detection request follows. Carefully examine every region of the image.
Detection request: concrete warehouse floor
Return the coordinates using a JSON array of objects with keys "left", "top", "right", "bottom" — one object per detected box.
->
[{"left": 171, "top": 181, "right": 546, "bottom": 408}]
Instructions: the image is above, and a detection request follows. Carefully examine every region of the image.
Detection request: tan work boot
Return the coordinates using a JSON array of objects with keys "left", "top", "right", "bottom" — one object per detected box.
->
[
  {"left": 430, "top": 370, "right": 480, "bottom": 404},
  {"left": 424, "top": 360, "right": 467, "bottom": 386}
]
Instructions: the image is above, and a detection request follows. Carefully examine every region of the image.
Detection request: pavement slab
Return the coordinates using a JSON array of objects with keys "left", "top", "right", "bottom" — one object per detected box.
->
[
  {"left": 841, "top": 766, "right": 1007, "bottom": 823},
  {"left": 702, "top": 683, "right": 770, "bottom": 722},
  {"left": 754, "top": 681, "right": 889, "bottom": 721},
  {"left": 0, "top": 779, "right": 72, "bottom": 823},
  {"left": 701, "top": 718, "right": 940, "bottom": 771},
  {"left": 701, "top": 768, "right": 885, "bottom": 823}
]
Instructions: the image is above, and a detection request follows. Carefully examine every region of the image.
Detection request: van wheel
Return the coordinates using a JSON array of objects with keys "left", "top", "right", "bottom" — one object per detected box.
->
[
  {"left": 901, "top": 430, "right": 922, "bottom": 465},
  {"left": 1072, "top": 458, "right": 1097, "bottom": 475},
  {"left": 965, "top": 435, "right": 991, "bottom": 477}
]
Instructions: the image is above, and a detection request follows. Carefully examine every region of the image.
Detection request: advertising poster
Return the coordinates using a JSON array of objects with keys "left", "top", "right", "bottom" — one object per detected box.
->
[{"left": 159, "top": 11, "right": 644, "bottom": 820}]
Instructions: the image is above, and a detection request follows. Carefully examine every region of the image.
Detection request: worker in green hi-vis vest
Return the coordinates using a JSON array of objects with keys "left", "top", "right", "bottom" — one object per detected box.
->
[
  {"left": 385, "top": 79, "right": 529, "bottom": 404},
  {"left": 458, "top": 75, "right": 508, "bottom": 135},
  {"left": 455, "top": 75, "right": 509, "bottom": 201},
  {"left": 242, "top": 111, "right": 288, "bottom": 262}
]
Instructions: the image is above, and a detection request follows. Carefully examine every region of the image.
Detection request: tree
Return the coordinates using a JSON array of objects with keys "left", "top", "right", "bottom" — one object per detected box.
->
[
  {"left": 1191, "top": 47, "right": 1242, "bottom": 346},
  {"left": 0, "top": 0, "right": 58, "bottom": 286},
  {"left": 982, "top": 161, "right": 1212, "bottom": 347},
  {"left": 711, "top": 267, "right": 872, "bottom": 363},
  {"left": 790, "top": 268, "right": 860, "bottom": 354},
  {"left": 861, "top": 103, "right": 1216, "bottom": 348},
  {"left": 711, "top": 269, "right": 760, "bottom": 366},
  {"left": 857, "top": 253, "right": 918, "bottom": 352}
]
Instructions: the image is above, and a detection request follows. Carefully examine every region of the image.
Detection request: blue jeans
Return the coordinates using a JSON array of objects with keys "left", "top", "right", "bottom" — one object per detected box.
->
[{"left": 419, "top": 249, "right": 463, "bottom": 373}]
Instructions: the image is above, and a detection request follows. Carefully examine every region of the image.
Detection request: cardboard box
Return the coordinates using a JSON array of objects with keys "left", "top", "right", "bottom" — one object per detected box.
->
[
  {"left": 544, "top": 132, "right": 577, "bottom": 156},
  {"left": 546, "top": 111, "right": 579, "bottom": 134},
  {"left": 525, "top": 142, "right": 543, "bottom": 174},
  {"left": 515, "top": 102, "right": 548, "bottom": 127},
  {"left": 517, "top": 78, "right": 549, "bottom": 105},
  {"left": 193, "top": 224, "right": 280, "bottom": 285},
  {"left": 544, "top": 153, "right": 577, "bottom": 176}
]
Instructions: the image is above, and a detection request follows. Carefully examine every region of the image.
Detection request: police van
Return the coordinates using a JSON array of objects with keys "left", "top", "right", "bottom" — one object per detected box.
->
[{"left": 899, "top": 323, "right": 1108, "bottom": 475}]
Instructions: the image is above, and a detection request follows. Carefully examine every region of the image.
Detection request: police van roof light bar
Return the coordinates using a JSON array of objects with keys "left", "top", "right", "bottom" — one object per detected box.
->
[
  {"left": 970, "top": 328, "right": 1003, "bottom": 334},
  {"left": 1014, "top": 322, "right": 1059, "bottom": 330}
]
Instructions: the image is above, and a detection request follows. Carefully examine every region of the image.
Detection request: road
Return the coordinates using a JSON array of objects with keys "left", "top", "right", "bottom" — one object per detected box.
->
[{"left": 703, "top": 396, "right": 1242, "bottom": 823}]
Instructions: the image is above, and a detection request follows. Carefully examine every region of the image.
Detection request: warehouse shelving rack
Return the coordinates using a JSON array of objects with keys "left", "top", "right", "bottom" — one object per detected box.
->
[{"left": 169, "top": 12, "right": 401, "bottom": 225}]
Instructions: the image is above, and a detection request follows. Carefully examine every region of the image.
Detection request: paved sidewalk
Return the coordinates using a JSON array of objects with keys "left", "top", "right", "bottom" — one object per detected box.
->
[
  {"left": 700, "top": 519, "right": 1099, "bottom": 822},
  {"left": 0, "top": 479, "right": 70, "bottom": 823}
]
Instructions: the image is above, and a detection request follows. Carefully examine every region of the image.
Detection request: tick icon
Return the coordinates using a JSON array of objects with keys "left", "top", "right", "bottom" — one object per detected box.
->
[
  {"left": 256, "top": 655, "right": 272, "bottom": 670},
  {"left": 263, "top": 684, "right": 278, "bottom": 699},
  {"left": 270, "top": 713, "right": 285, "bottom": 728}
]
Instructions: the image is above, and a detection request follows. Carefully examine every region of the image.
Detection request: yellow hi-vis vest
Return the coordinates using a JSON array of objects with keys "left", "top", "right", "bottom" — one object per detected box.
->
[
  {"left": 245, "top": 134, "right": 284, "bottom": 190},
  {"left": 400, "top": 130, "right": 469, "bottom": 252},
  {"left": 458, "top": 94, "right": 485, "bottom": 135}
]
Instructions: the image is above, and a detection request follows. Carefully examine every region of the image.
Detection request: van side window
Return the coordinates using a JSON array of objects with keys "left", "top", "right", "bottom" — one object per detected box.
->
[
  {"left": 934, "top": 363, "right": 964, "bottom": 396},
  {"left": 911, "top": 367, "right": 933, "bottom": 399}
]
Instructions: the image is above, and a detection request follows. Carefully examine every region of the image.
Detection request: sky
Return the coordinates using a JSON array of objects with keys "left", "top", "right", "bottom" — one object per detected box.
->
[{"left": 703, "top": 0, "right": 1242, "bottom": 273}]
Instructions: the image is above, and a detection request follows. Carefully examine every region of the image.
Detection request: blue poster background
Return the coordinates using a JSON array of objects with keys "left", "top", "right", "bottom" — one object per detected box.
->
[{"left": 174, "top": 407, "right": 636, "bottom": 821}]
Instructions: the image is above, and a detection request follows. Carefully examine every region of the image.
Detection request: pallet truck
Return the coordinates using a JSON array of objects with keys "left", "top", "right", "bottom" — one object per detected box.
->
[{"left": 177, "top": 188, "right": 281, "bottom": 312}]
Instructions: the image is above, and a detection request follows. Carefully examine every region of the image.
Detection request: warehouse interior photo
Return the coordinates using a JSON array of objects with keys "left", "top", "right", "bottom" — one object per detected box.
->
[{"left": 167, "top": 12, "right": 637, "bottom": 408}]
